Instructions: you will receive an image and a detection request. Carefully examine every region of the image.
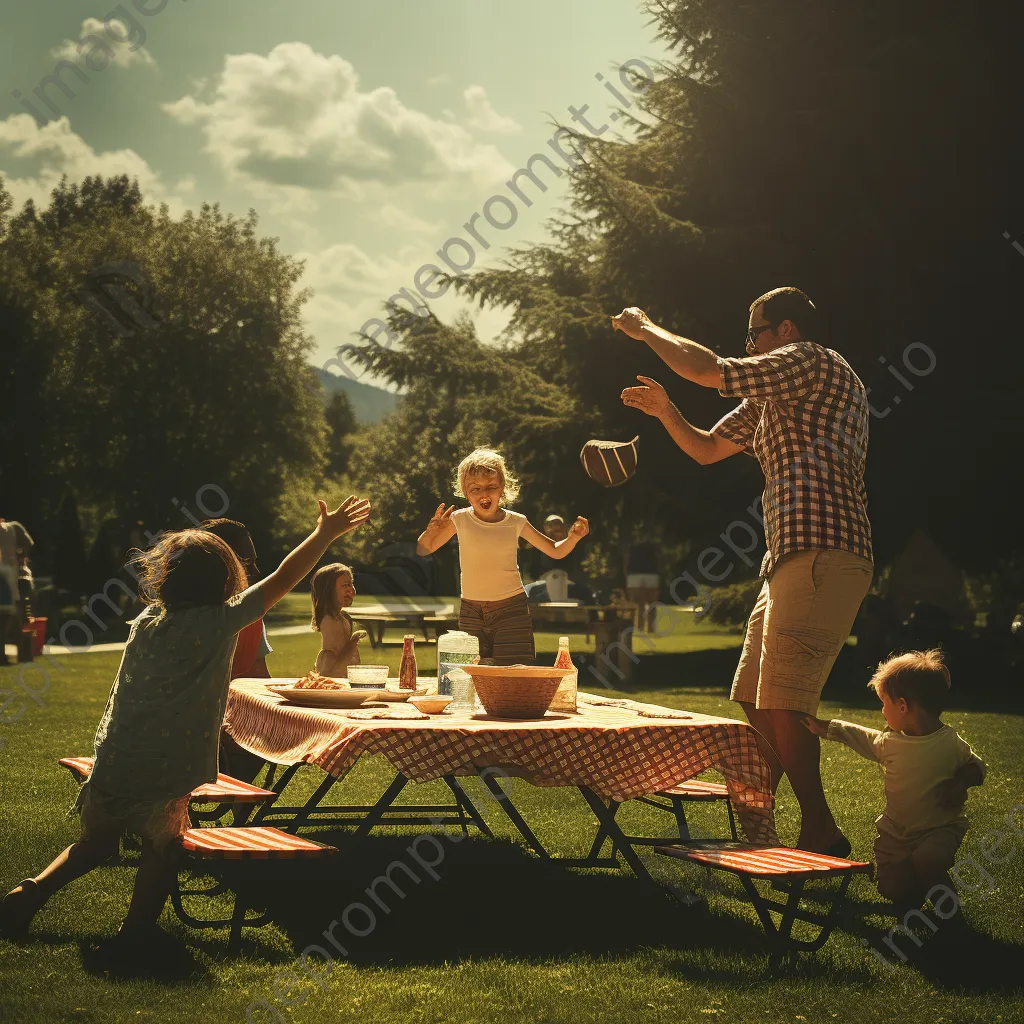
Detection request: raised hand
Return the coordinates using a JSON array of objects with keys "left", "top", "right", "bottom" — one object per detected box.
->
[
  {"left": 610, "top": 306, "right": 653, "bottom": 340},
  {"left": 424, "top": 503, "right": 455, "bottom": 540},
  {"left": 621, "top": 375, "right": 671, "bottom": 418},
  {"left": 317, "top": 496, "right": 371, "bottom": 539},
  {"left": 568, "top": 516, "right": 590, "bottom": 541}
]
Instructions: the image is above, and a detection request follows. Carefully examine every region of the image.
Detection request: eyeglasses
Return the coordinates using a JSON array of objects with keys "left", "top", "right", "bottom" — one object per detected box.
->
[
  {"left": 746, "top": 324, "right": 774, "bottom": 345},
  {"left": 745, "top": 323, "right": 774, "bottom": 355}
]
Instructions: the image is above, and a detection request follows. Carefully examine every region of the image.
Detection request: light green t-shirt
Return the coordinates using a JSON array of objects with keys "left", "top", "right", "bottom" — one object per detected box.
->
[
  {"left": 82, "top": 584, "right": 265, "bottom": 815},
  {"left": 826, "top": 719, "right": 986, "bottom": 839}
]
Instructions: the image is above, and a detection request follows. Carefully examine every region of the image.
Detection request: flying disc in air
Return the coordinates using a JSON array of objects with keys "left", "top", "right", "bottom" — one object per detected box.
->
[{"left": 580, "top": 436, "right": 639, "bottom": 487}]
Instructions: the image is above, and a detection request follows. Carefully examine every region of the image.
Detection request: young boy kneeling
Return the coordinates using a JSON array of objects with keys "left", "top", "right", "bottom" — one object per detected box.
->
[{"left": 803, "top": 649, "right": 985, "bottom": 908}]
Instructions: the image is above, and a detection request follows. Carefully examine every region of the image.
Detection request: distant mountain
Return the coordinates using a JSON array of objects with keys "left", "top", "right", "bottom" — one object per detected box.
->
[{"left": 313, "top": 368, "right": 399, "bottom": 424}]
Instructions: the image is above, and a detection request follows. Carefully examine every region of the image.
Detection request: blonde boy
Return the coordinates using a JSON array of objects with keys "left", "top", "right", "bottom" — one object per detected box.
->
[{"left": 804, "top": 649, "right": 986, "bottom": 907}]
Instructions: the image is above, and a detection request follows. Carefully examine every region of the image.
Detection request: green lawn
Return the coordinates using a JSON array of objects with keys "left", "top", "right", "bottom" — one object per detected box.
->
[{"left": 1, "top": 630, "right": 1021, "bottom": 1024}]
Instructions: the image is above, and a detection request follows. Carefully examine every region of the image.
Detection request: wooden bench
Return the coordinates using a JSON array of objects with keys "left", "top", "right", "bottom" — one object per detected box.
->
[
  {"left": 656, "top": 841, "right": 871, "bottom": 960},
  {"left": 349, "top": 601, "right": 459, "bottom": 647},
  {"left": 58, "top": 757, "right": 278, "bottom": 825},
  {"left": 171, "top": 826, "right": 337, "bottom": 947}
]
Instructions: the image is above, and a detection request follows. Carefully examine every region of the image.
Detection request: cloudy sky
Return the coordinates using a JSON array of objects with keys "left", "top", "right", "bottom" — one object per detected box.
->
[{"left": 1, "top": 1, "right": 669, "bottom": 385}]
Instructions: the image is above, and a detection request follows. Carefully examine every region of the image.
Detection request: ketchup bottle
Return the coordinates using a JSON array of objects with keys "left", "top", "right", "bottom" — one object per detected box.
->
[{"left": 399, "top": 634, "right": 418, "bottom": 690}]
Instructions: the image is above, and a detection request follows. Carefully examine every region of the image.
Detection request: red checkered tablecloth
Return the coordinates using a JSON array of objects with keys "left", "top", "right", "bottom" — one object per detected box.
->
[{"left": 225, "top": 680, "right": 778, "bottom": 844}]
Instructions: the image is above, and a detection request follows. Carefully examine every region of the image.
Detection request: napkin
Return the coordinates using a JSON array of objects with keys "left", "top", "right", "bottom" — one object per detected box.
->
[{"left": 340, "top": 704, "right": 430, "bottom": 720}]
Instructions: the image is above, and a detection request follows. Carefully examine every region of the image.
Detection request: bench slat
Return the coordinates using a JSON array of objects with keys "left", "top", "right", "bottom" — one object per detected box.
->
[{"left": 656, "top": 842, "right": 871, "bottom": 878}]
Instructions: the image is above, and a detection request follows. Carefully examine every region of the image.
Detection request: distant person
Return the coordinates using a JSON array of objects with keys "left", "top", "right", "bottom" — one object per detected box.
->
[
  {"left": 310, "top": 562, "right": 368, "bottom": 678},
  {"left": 417, "top": 448, "right": 589, "bottom": 665},
  {"left": 625, "top": 536, "right": 660, "bottom": 631},
  {"left": 523, "top": 515, "right": 596, "bottom": 604},
  {"left": 803, "top": 650, "right": 985, "bottom": 908},
  {"left": 0, "top": 517, "right": 33, "bottom": 665},
  {"left": 202, "top": 518, "right": 273, "bottom": 679},
  {"left": 0, "top": 496, "right": 371, "bottom": 946},
  {"left": 614, "top": 287, "right": 873, "bottom": 855}
]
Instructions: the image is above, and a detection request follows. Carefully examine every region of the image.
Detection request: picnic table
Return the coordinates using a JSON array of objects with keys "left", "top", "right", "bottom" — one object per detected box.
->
[
  {"left": 349, "top": 600, "right": 459, "bottom": 647},
  {"left": 224, "top": 679, "right": 778, "bottom": 882},
  {"left": 528, "top": 602, "right": 640, "bottom": 682}
]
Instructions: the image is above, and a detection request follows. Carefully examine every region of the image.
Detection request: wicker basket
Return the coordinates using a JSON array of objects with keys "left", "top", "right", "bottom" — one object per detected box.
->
[{"left": 462, "top": 664, "right": 574, "bottom": 719}]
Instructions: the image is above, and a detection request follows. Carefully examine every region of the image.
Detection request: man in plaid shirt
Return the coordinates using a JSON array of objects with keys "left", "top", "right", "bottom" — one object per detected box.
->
[{"left": 613, "top": 287, "right": 873, "bottom": 857}]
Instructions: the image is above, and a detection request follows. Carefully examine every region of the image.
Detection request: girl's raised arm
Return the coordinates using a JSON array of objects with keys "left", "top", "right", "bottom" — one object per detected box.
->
[
  {"left": 260, "top": 497, "right": 371, "bottom": 613},
  {"left": 416, "top": 504, "right": 456, "bottom": 555},
  {"left": 520, "top": 517, "right": 589, "bottom": 557}
]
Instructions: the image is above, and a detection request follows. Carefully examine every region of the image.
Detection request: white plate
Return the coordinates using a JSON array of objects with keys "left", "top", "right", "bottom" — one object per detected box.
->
[
  {"left": 374, "top": 687, "right": 429, "bottom": 702},
  {"left": 271, "top": 687, "right": 384, "bottom": 708}
]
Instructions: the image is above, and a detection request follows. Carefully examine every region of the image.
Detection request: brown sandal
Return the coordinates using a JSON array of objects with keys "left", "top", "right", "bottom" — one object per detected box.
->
[{"left": 0, "top": 878, "right": 41, "bottom": 939}]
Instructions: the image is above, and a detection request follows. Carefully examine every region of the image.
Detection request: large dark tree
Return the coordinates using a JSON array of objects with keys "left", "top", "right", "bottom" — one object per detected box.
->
[
  {"left": 451, "top": 0, "right": 1024, "bottom": 573},
  {"left": 0, "top": 175, "right": 327, "bottom": 579}
]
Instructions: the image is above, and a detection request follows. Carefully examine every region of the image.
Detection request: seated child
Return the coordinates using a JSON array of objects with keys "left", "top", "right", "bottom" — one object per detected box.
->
[
  {"left": 202, "top": 517, "right": 273, "bottom": 679},
  {"left": 416, "top": 447, "right": 590, "bottom": 666},
  {"left": 803, "top": 649, "right": 985, "bottom": 907},
  {"left": 311, "top": 562, "right": 367, "bottom": 677},
  {"left": 0, "top": 496, "right": 370, "bottom": 945}
]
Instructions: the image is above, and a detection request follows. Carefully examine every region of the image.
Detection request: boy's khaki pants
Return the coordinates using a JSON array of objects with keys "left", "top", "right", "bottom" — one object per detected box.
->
[{"left": 874, "top": 822, "right": 968, "bottom": 902}]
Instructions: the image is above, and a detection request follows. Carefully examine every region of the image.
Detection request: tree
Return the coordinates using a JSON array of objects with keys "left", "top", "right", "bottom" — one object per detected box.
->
[
  {"left": 0, "top": 174, "right": 328, "bottom": 569},
  {"left": 324, "top": 391, "right": 357, "bottom": 477},
  {"left": 451, "top": 0, "right": 1024, "bottom": 573}
]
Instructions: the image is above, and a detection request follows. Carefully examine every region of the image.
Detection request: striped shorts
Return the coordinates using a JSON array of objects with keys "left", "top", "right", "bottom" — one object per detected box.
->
[{"left": 459, "top": 591, "right": 536, "bottom": 666}]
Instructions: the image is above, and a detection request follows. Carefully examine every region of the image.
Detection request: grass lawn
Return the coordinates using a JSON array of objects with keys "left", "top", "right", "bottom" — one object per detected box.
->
[{"left": 1, "top": 626, "right": 1022, "bottom": 1024}]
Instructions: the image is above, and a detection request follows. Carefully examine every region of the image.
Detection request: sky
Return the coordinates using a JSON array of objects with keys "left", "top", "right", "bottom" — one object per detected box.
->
[{"left": 1, "top": 0, "right": 671, "bottom": 388}]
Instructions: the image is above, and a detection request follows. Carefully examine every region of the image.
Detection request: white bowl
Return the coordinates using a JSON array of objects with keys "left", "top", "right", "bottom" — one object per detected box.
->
[{"left": 347, "top": 664, "right": 390, "bottom": 688}]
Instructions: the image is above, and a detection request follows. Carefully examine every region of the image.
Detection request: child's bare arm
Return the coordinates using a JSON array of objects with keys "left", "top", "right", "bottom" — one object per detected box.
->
[
  {"left": 520, "top": 517, "right": 590, "bottom": 557},
  {"left": 260, "top": 498, "right": 370, "bottom": 613},
  {"left": 417, "top": 504, "right": 456, "bottom": 555}
]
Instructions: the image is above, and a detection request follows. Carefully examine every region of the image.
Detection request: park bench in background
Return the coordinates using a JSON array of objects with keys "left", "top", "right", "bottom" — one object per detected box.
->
[
  {"left": 656, "top": 841, "right": 871, "bottom": 961},
  {"left": 349, "top": 599, "right": 459, "bottom": 647}
]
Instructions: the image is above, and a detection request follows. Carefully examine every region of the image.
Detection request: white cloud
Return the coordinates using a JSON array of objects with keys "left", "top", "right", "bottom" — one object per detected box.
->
[
  {"left": 463, "top": 85, "right": 521, "bottom": 134},
  {"left": 51, "top": 16, "right": 156, "bottom": 70},
  {"left": 163, "top": 43, "right": 513, "bottom": 198},
  {"left": 0, "top": 114, "right": 186, "bottom": 214},
  {"left": 377, "top": 203, "right": 442, "bottom": 235}
]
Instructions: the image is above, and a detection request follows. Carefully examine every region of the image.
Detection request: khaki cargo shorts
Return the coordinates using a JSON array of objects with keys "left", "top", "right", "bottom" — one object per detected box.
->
[{"left": 730, "top": 548, "right": 874, "bottom": 714}]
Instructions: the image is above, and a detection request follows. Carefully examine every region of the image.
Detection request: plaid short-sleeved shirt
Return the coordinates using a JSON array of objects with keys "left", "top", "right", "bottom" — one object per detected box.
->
[{"left": 712, "top": 341, "right": 873, "bottom": 577}]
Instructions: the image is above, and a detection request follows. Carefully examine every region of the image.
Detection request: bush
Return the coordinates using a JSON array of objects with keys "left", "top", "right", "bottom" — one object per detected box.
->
[{"left": 700, "top": 577, "right": 762, "bottom": 627}]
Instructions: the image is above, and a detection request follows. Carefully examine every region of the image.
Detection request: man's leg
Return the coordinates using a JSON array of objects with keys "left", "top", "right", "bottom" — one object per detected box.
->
[
  {"left": 757, "top": 550, "right": 874, "bottom": 851},
  {"left": 730, "top": 582, "right": 786, "bottom": 791}
]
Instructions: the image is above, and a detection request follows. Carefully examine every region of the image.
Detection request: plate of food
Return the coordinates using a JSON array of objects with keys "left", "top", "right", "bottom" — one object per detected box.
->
[
  {"left": 375, "top": 686, "right": 429, "bottom": 702},
  {"left": 268, "top": 671, "right": 382, "bottom": 708}
]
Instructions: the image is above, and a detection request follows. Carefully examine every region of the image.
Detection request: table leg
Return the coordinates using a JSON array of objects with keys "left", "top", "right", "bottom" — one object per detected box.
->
[
  {"left": 475, "top": 768, "right": 550, "bottom": 859},
  {"left": 444, "top": 776, "right": 494, "bottom": 839},
  {"left": 353, "top": 771, "right": 412, "bottom": 837},
  {"left": 577, "top": 787, "right": 653, "bottom": 882}
]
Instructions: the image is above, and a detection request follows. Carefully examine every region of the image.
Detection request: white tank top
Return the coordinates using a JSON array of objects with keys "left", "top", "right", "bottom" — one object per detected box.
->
[{"left": 452, "top": 507, "right": 527, "bottom": 601}]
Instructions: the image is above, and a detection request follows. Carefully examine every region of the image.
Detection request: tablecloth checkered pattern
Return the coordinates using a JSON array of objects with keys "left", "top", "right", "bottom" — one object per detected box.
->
[{"left": 225, "top": 681, "right": 778, "bottom": 844}]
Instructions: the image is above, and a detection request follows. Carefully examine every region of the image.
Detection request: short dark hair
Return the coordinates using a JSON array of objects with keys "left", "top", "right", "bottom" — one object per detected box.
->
[
  {"left": 750, "top": 287, "right": 820, "bottom": 339},
  {"left": 202, "top": 518, "right": 258, "bottom": 581},
  {"left": 868, "top": 648, "right": 951, "bottom": 717}
]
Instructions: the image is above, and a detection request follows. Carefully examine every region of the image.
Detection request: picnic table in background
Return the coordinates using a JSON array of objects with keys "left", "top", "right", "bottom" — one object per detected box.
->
[
  {"left": 224, "top": 679, "right": 778, "bottom": 881},
  {"left": 349, "top": 598, "right": 459, "bottom": 647},
  {"left": 528, "top": 602, "right": 639, "bottom": 681}
]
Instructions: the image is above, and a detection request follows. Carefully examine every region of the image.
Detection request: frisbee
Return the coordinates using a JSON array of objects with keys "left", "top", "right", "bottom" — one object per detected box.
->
[{"left": 580, "top": 436, "right": 639, "bottom": 487}]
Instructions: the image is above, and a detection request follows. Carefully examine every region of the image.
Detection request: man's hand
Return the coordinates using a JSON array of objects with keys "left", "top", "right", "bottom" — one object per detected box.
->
[
  {"left": 567, "top": 516, "right": 590, "bottom": 542},
  {"left": 317, "top": 496, "right": 371, "bottom": 540},
  {"left": 802, "top": 715, "right": 831, "bottom": 738},
  {"left": 621, "top": 376, "right": 672, "bottom": 418},
  {"left": 611, "top": 306, "right": 654, "bottom": 340}
]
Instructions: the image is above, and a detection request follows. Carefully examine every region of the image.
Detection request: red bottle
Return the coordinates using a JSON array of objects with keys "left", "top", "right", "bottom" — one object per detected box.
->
[{"left": 399, "top": 634, "right": 418, "bottom": 690}]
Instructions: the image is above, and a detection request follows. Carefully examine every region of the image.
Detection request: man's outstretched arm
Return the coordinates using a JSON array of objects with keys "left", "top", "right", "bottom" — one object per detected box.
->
[
  {"left": 612, "top": 307, "right": 721, "bottom": 388},
  {"left": 622, "top": 377, "right": 743, "bottom": 465}
]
